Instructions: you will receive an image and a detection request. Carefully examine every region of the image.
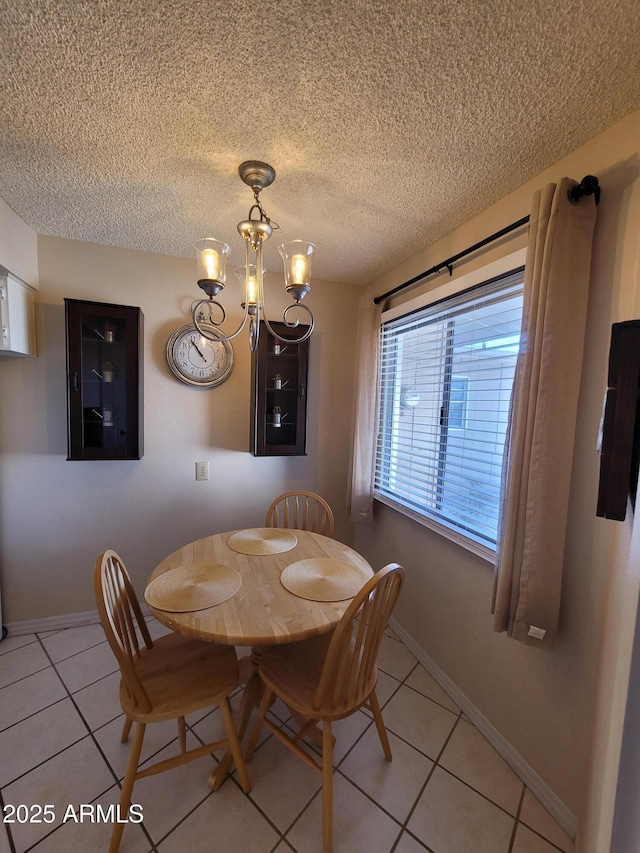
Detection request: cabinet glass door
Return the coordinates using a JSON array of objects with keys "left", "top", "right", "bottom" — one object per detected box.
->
[
  {"left": 65, "top": 300, "right": 143, "bottom": 460},
  {"left": 251, "top": 321, "right": 309, "bottom": 456}
]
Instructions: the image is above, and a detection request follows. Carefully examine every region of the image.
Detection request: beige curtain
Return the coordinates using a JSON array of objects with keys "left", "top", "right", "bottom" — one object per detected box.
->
[
  {"left": 348, "top": 295, "right": 382, "bottom": 522},
  {"left": 492, "top": 179, "right": 597, "bottom": 649}
]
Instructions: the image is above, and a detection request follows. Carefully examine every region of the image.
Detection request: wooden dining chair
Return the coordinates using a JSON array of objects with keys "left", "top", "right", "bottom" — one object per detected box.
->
[
  {"left": 245, "top": 563, "right": 404, "bottom": 853},
  {"left": 265, "top": 490, "right": 335, "bottom": 537},
  {"left": 94, "top": 550, "right": 250, "bottom": 853}
]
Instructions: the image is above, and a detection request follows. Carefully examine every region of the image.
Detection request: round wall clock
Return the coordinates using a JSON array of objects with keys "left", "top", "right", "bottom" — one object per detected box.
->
[{"left": 166, "top": 323, "right": 234, "bottom": 388}]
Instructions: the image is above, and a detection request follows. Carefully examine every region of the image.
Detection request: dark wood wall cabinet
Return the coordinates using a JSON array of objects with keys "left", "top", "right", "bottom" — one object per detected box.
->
[
  {"left": 251, "top": 321, "right": 309, "bottom": 456},
  {"left": 596, "top": 320, "right": 640, "bottom": 520},
  {"left": 65, "top": 299, "right": 144, "bottom": 460}
]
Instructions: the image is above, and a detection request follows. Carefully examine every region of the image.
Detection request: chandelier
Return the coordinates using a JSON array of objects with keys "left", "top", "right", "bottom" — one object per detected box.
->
[{"left": 191, "top": 160, "right": 315, "bottom": 351}]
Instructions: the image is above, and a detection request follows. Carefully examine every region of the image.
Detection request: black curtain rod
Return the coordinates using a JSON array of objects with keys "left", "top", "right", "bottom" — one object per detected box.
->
[{"left": 374, "top": 175, "right": 600, "bottom": 306}]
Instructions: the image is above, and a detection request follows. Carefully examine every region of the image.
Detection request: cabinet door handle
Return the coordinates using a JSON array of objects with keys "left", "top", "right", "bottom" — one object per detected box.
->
[
  {"left": 71, "top": 372, "right": 78, "bottom": 392},
  {"left": 299, "top": 383, "right": 305, "bottom": 399}
]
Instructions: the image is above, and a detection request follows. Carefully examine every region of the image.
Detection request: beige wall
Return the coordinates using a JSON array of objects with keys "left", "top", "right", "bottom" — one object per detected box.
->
[
  {"left": 0, "top": 196, "right": 39, "bottom": 288},
  {"left": 355, "top": 108, "right": 640, "bottom": 846},
  {"left": 0, "top": 236, "right": 361, "bottom": 621}
]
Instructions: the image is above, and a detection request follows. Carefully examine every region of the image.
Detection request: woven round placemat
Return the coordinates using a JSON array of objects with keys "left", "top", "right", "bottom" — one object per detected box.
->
[
  {"left": 280, "top": 558, "right": 368, "bottom": 602},
  {"left": 144, "top": 564, "right": 241, "bottom": 612},
  {"left": 227, "top": 528, "right": 298, "bottom": 556}
]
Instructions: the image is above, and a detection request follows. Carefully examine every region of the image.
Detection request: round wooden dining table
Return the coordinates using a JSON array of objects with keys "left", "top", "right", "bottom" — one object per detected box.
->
[
  {"left": 145, "top": 527, "right": 374, "bottom": 789},
  {"left": 146, "top": 528, "right": 373, "bottom": 645}
]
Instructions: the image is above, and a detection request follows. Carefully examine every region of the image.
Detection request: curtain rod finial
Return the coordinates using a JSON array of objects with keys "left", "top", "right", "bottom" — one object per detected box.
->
[{"left": 568, "top": 175, "right": 600, "bottom": 206}]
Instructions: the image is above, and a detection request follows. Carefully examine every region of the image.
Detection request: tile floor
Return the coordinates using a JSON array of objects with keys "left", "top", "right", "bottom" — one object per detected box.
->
[{"left": 0, "top": 620, "right": 575, "bottom": 853}]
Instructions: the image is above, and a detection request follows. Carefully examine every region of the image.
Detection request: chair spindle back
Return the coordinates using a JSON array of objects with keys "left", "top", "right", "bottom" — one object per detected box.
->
[
  {"left": 94, "top": 550, "right": 154, "bottom": 713},
  {"left": 265, "top": 491, "right": 335, "bottom": 537},
  {"left": 314, "top": 563, "right": 404, "bottom": 714}
]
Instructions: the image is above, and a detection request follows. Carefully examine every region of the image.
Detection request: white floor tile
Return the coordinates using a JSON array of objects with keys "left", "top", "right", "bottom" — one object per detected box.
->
[
  {"left": 512, "top": 822, "right": 566, "bottom": 852},
  {"left": 382, "top": 684, "right": 458, "bottom": 759},
  {"left": 408, "top": 766, "right": 515, "bottom": 853},
  {"left": 339, "top": 726, "right": 434, "bottom": 823},
  {"left": 376, "top": 634, "right": 418, "bottom": 681},
  {"left": 0, "top": 824, "right": 11, "bottom": 853},
  {"left": 267, "top": 695, "right": 294, "bottom": 724},
  {"left": 329, "top": 711, "right": 373, "bottom": 765},
  {"left": 41, "top": 623, "right": 106, "bottom": 663},
  {"left": 373, "top": 670, "right": 403, "bottom": 708},
  {"left": 94, "top": 716, "right": 187, "bottom": 782},
  {"left": 439, "top": 717, "right": 522, "bottom": 814},
  {"left": 28, "top": 787, "right": 151, "bottom": 853},
  {"left": 188, "top": 692, "right": 247, "bottom": 747},
  {"left": 0, "top": 698, "right": 87, "bottom": 787},
  {"left": 519, "top": 789, "right": 574, "bottom": 851},
  {"left": 405, "top": 664, "right": 460, "bottom": 714},
  {"left": 157, "top": 778, "right": 280, "bottom": 852},
  {"left": 246, "top": 734, "right": 321, "bottom": 832},
  {"left": 54, "top": 641, "right": 119, "bottom": 693},
  {"left": 286, "top": 773, "right": 402, "bottom": 853},
  {"left": 300, "top": 710, "right": 372, "bottom": 766},
  {"left": 122, "top": 742, "right": 218, "bottom": 846},
  {"left": 73, "top": 671, "right": 123, "bottom": 731},
  {"left": 3, "top": 736, "right": 116, "bottom": 852},
  {"left": 394, "top": 831, "right": 430, "bottom": 852},
  {"left": 0, "top": 666, "right": 67, "bottom": 731},
  {"left": 0, "top": 642, "right": 50, "bottom": 689},
  {"left": 0, "top": 634, "right": 37, "bottom": 655}
]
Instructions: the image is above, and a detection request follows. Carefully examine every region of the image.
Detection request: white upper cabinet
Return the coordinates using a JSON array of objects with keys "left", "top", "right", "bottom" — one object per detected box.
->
[{"left": 0, "top": 273, "right": 37, "bottom": 357}]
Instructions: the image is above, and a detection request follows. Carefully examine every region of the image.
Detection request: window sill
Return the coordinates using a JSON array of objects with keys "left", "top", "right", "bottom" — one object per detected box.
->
[{"left": 374, "top": 493, "right": 496, "bottom": 565}]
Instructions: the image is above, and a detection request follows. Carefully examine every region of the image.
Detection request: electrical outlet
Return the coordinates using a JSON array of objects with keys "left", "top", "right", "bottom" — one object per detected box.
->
[{"left": 195, "top": 461, "right": 209, "bottom": 481}]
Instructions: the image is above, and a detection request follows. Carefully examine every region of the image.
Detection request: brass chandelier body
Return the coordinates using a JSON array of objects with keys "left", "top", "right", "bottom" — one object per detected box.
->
[{"left": 192, "top": 161, "right": 315, "bottom": 351}]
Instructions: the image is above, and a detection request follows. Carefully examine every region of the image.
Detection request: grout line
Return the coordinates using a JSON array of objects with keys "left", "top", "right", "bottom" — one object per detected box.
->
[
  {"left": 399, "top": 715, "right": 461, "bottom": 833},
  {"left": 516, "top": 822, "right": 570, "bottom": 853},
  {"left": 0, "top": 788, "right": 18, "bottom": 853},
  {"left": 247, "top": 720, "right": 322, "bottom": 843},
  {"left": 507, "top": 785, "right": 526, "bottom": 852},
  {"left": 36, "top": 635, "right": 121, "bottom": 780},
  {"left": 0, "top": 661, "right": 51, "bottom": 693},
  {"left": 42, "top": 636, "right": 111, "bottom": 666},
  {"left": 0, "top": 635, "right": 39, "bottom": 657}
]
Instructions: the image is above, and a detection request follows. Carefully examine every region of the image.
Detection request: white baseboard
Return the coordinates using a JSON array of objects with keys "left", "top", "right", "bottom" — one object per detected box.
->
[
  {"left": 389, "top": 617, "right": 577, "bottom": 841},
  {"left": 4, "top": 610, "right": 101, "bottom": 635},
  {"left": 4, "top": 604, "right": 153, "bottom": 637}
]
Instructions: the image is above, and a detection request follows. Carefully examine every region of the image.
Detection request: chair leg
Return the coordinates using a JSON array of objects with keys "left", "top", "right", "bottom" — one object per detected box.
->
[
  {"left": 109, "top": 722, "right": 145, "bottom": 853},
  {"left": 322, "top": 721, "right": 334, "bottom": 853},
  {"left": 209, "top": 669, "right": 264, "bottom": 791},
  {"left": 177, "top": 716, "right": 187, "bottom": 753},
  {"left": 218, "top": 696, "right": 251, "bottom": 794},
  {"left": 369, "top": 690, "right": 392, "bottom": 761},
  {"left": 120, "top": 716, "right": 133, "bottom": 743},
  {"left": 245, "top": 686, "right": 273, "bottom": 762}
]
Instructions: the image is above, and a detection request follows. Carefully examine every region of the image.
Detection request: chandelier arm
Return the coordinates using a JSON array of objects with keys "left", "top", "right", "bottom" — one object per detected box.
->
[
  {"left": 192, "top": 298, "right": 252, "bottom": 343},
  {"left": 191, "top": 297, "right": 226, "bottom": 326},
  {"left": 262, "top": 304, "right": 315, "bottom": 344}
]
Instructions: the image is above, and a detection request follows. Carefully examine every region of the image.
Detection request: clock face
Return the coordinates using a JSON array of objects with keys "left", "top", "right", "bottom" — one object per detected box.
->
[{"left": 166, "top": 323, "right": 234, "bottom": 388}]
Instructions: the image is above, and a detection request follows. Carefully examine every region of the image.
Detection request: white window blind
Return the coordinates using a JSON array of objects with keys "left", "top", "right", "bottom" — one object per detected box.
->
[{"left": 375, "top": 269, "right": 524, "bottom": 548}]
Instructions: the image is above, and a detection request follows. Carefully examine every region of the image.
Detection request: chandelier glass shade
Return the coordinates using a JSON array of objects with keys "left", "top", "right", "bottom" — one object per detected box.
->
[{"left": 191, "top": 161, "right": 315, "bottom": 351}]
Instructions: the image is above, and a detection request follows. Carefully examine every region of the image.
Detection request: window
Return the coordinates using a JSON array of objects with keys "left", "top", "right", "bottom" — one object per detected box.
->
[
  {"left": 375, "top": 268, "right": 524, "bottom": 550},
  {"left": 448, "top": 376, "right": 469, "bottom": 429}
]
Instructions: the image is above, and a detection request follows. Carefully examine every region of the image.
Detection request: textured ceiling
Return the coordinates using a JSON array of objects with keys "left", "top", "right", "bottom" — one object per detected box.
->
[{"left": 1, "top": 0, "right": 639, "bottom": 286}]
